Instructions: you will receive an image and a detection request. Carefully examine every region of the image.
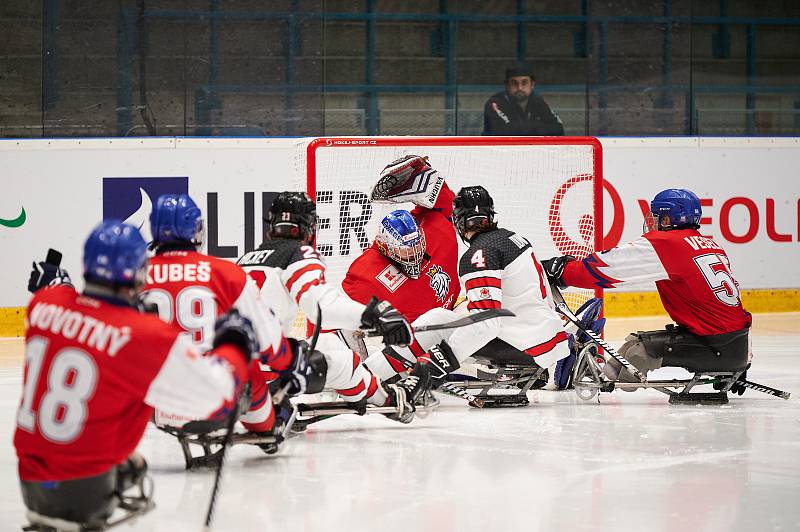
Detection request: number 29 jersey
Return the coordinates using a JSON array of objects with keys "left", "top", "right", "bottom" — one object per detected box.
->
[
  {"left": 561, "top": 228, "right": 751, "bottom": 336},
  {"left": 142, "top": 250, "right": 285, "bottom": 357}
]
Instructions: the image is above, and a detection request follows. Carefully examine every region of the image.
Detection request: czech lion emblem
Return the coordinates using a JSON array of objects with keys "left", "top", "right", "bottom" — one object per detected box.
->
[{"left": 426, "top": 264, "right": 451, "bottom": 302}]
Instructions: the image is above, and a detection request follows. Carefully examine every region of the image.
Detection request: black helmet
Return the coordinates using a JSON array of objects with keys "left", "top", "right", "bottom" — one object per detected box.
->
[
  {"left": 268, "top": 192, "right": 317, "bottom": 242},
  {"left": 453, "top": 186, "right": 496, "bottom": 238}
]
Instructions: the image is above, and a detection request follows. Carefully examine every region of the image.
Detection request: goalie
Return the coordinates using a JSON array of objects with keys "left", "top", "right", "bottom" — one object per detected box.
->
[
  {"left": 542, "top": 188, "right": 751, "bottom": 391},
  {"left": 341, "top": 155, "right": 461, "bottom": 380}
]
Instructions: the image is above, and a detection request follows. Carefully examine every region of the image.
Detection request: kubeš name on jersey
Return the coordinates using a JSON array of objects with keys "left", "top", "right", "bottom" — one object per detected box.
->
[
  {"left": 147, "top": 261, "right": 212, "bottom": 284},
  {"left": 237, "top": 249, "right": 275, "bottom": 266},
  {"left": 684, "top": 235, "right": 722, "bottom": 251},
  {"left": 27, "top": 303, "right": 131, "bottom": 357}
]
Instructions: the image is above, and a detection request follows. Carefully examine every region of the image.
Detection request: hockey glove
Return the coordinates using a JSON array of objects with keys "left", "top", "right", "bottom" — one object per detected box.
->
[
  {"left": 28, "top": 251, "right": 72, "bottom": 293},
  {"left": 541, "top": 255, "right": 575, "bottom": 289},
  {"left": 369, "top": 154, "right": 444, "bottom": 208},
  {"left": 212, "top": 309, "right": 261, "bottom": 361},
  {"left": 360, "top": 296, "right": 413, "bottom": 347},
  {"left": 419, "top": 341, "right": 460, "bottom": 387},
  {"left": 278, "top": 339, "right": 328, "bottom": 396}
]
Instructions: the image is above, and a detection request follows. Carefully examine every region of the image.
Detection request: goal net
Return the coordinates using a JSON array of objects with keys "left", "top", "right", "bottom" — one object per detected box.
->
[{"left": 292, "top": 136, "right": 603, "bottom": 338}]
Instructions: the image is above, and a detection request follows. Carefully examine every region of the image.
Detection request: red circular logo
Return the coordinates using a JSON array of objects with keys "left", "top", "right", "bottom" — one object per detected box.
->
[{"left": 548, "top": 175, "right": 624, "bottom": 256}]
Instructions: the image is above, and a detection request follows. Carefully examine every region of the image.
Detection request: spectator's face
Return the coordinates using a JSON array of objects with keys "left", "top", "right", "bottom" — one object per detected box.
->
[{"left": 506, "top": 75, "right": 534, "bottom": 102}]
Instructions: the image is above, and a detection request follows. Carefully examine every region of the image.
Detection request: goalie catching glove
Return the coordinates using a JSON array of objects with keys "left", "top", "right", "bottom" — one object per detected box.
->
[
  {"left": 360, "top": 296, "right": 414, "bottom": 347},
  {"left": 369, "top": 154, "right": 445, "bottom": 209}
]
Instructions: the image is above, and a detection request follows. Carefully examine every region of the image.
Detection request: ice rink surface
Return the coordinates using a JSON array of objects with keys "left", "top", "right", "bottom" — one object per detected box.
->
[{"left": 0, "top": 314, "right": 798, "bottom": 532}]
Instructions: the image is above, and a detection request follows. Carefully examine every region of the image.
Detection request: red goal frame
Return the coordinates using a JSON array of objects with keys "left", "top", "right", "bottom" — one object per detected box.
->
[{"left": 306, "top": 135, "right": 604, "bottom": 254}]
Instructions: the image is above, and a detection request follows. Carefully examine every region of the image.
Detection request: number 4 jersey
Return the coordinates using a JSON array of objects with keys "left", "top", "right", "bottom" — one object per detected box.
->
[{"left": 561, "top": 229, "right": 751, "bottom": 336}]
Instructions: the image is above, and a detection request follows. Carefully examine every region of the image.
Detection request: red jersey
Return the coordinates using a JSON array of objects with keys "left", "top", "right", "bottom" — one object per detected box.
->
[
  {"left": 14, "top": 285, "right": 247, "bottom": 481},
  {"left": 562, "top": 229, "right": 751, "bottom": 336},
  {"left": 142, "top": 250, "right": 289, "bottom": 368},
  {"left": 342, "top": 183, "right": 459, "bottom": 323}
]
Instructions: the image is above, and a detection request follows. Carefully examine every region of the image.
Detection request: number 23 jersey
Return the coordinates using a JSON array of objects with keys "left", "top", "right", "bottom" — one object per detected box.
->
[{"left": 561, "top": 228, "right": 750, "bottom": 336}]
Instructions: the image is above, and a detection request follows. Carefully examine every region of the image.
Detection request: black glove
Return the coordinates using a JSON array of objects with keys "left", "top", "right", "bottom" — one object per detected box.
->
[
  {"left": 28, "top": 261, "right": 71, "bottom": 293},
  {"left": 540, "top": 255, "right": 575, "bottom": 289},
  {"left": 360, "top": 296, "right": 413, "bottom": 347},
  {"left": 715, "top": 363, "right": 749, "bottom": 396},
  {"left": 278, "top": 339, "right": 327, "bottom": 396},
  {"left": 212, "top": 309, "right": 260, "bottom": 361}
]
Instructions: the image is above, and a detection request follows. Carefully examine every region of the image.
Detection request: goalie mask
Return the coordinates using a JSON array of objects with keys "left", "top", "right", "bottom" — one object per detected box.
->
[
  {"left": 646, "top": 188, "right": 701, "bottom": 232},
  {"left": 268, "top": 192, "right": 317, "bottom": 243},
  {"left": 452, "top": 186, "right": 496, "bottom": 239},
  {"left": 375, "top": 209, "right": 427, "bottom": 278}
]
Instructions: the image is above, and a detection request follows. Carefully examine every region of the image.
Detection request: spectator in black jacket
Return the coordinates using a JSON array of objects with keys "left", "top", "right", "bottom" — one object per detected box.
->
[{"left": 483, "top": 63, "right": 564, "bottom": 136}]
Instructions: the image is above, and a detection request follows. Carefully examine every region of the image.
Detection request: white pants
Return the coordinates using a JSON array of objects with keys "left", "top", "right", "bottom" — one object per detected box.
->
[
  {"left": 316, "top": 333, "right": 386, "bottom": 405},
  {"left": 364, "top": 307, "right": 570, "bottom": 380}
]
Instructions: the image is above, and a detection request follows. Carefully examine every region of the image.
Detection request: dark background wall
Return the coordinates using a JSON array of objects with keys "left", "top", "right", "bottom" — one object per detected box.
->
[{"left": 2, "top": 0, "right": 799, "bottom": 138}]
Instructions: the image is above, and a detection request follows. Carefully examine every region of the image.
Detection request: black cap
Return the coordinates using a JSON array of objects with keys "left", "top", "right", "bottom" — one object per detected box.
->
[{"left": 505, "top": 62, "right": 535, "bottom": 81}]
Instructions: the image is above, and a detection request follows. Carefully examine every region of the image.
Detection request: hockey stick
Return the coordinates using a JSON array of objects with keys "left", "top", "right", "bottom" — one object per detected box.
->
[
  {"left": 203, "top": 305, "right": 321, "bottom": 530},
  {"left": 549, "top": 284, "right": 647, "bottom": 383},
  {"left": 364, "top": 308, "right": 514, "bottom": 337},
  {"left": 738, "top": 379, "right": 791, "bottom": 400},
  {"left": 202, "top": 397, "right": 239, "bottom": 531}
]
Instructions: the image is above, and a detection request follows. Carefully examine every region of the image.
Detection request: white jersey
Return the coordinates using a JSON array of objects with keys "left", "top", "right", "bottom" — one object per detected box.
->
[
  {"left": 236, "top": 240, "right": 366, "bottom": 332},
  {"left": 237, "top": 239, "right": 385, "bottom": 404},
  {"left": 456, "top": 228, "right": 570, "bottom": 366}
]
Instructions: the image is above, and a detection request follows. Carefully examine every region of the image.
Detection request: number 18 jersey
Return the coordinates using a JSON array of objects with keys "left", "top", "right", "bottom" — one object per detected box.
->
[{"left": 561, "top": 228, "right": 751, "bottom": 336}]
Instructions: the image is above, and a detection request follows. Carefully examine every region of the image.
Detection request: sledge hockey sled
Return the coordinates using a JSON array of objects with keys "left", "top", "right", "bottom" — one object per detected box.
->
[
  {"left": 157, "top": 404, "right": 298, "bottom": 469},
  {"left": 444, "top": 339, "right": 549, "bottom": 408},
  {"left": 290, "top": 393, "right": 439, "bottom": 432},
  {"left": 23, "top": 476, "right": 154, "bottom": 532},
  {"left": 571, "top": 343, "right": 747, "bottom": 405}
]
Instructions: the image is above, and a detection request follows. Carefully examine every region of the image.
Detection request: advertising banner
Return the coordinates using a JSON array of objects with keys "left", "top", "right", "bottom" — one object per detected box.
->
[{"left": 1, "top": 137, "right": 798, "bottom": 311}]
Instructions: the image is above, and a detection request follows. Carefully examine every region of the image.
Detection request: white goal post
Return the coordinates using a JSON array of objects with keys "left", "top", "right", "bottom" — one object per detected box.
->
[{"left": 294, "top": 136, "right": 603, "bottom": 335}]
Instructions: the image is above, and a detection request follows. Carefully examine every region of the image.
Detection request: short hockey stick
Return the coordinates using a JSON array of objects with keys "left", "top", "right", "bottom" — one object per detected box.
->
[
  {"left": 365, "top": 308, "right": 514, "bottom": 337},
  {"left": 699, "top": 376, "right": 790, "bottom": 400},
  {"left": 550, "top": 284, "right": 647, "bottom": 383},
  {"left": 739, "top": 379, "right": 791, "bottom": 400},
  {"left": 203, "top": 305, "right": 321, "bottom": 531},
  {"left": 202, "top": 399, "right": 239, "bottom": 532}
]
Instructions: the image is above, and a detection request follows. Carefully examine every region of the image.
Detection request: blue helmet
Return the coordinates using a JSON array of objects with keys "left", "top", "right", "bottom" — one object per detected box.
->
[
  {"left": 376, "top": 209, "right": 426, "bottom": 278},
  {"left": 649, "top": 189, "right": 701, "bottom": 230},
  {"left": 150, "top": 193, "right": 204, "bottom": 247},
  {"left": 83, "top": 219, "right": 148, "bottom": 286}
]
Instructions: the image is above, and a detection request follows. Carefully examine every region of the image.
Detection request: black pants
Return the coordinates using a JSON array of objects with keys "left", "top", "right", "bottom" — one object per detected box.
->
[
  {"left": 471, "top": 338, "right": 544, "bottom": 368},
  {"left": 21, "top": 459, "right": 144, "bottom": 526},
  {"left": 638, "top": 326, "right": 749, "bottom": 373}
]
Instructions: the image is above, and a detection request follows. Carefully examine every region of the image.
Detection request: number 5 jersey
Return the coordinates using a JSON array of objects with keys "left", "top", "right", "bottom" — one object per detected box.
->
[{"left": 561, "top": 228, "right": 751, "bottom": 336}]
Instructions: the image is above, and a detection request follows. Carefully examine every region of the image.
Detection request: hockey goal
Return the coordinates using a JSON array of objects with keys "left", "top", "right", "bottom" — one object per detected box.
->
[{"left": 293, "top": 136, "right": 603, "bottom": 337}]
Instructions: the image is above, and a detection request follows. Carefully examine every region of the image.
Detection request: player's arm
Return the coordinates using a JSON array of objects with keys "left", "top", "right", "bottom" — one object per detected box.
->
[
  {"left": 280, "top": 245, "right": 366, "bottom": 331},
  {"left": 543, "top": 235, "right": 669, "bottom": 290},
  {"left": 459, "top": 246, "right": 503, "bottom": 311},
  {"left": 141, "top": 311, "right": 259, "bottom": 420}
]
